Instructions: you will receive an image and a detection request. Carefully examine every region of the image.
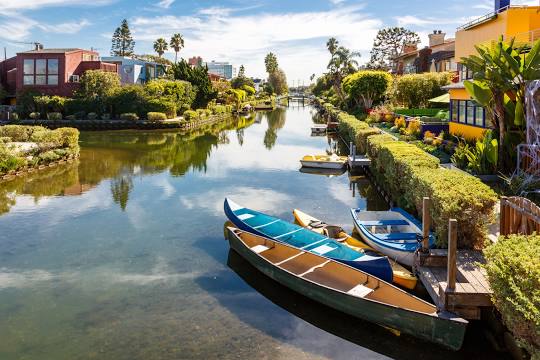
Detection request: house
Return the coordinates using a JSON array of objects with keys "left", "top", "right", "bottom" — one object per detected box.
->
[
  {"left": 205, "top": 61, "right": 236, "bottom": 80},
  {"left": 394, "top": 31, "right": 457, "bottom": 75},
  {"left": 448, "top": 0, "right": 540, "bottom": 140},
  {"left": 0, "top": 47, "right": 118, "bottom": 104},
  {"left": 100, "top": 56, "right": 167, "bottom": 85}
]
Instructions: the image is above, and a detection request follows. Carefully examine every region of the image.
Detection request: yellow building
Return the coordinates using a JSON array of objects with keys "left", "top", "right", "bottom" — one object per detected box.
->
[{"left": 448, "top": 1, "right": 540, "bottom": 140}]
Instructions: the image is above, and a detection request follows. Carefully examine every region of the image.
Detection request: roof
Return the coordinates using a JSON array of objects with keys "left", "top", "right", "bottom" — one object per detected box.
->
[
  {"left": 428, "top": 93, "right": 450, "bottom": 103},
  {"left": 18, "top": 48, "right": 91, "bottom": 54},
  {"left": 442, "top": 81, "right": 465, "bottom": 90}
]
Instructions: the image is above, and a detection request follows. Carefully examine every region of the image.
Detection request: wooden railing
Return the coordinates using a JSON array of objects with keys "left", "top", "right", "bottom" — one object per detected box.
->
[{"left": 500, "top": 196, "right": 540, "bottom": 236}]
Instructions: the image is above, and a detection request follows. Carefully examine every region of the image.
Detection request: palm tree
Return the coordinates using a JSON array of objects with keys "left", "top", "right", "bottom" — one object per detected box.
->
[
  {"left": 153, "top": 38, "right": 168, "bottom": 57},
  {"left": 326, "top": 37, "right": 339, "bottom": 56},
  {"left": 327, "top": 46, "right": 360, "bottom": 103},
  {"left": 169, "top": 33, "right": 184, "bottom": 63}
]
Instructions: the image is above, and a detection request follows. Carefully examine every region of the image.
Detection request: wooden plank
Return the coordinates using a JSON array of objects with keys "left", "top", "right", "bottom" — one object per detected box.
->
[
  {"left": 417, "top": 267, "right": 441, "bottom": 307},
  {"left": 440, "top": 283, "right": 492, "bottom": 307},
  {"left": 422, "top": 197, "right": 431, "bottom": 251},
  {"left": 447, "top": 219, "right": 458, "bottom": 290},
  {"left": 456, "top": 251, "right": 491, "bottom": 294},
  {"left": 447, "top": 306, "right": 481, "bottom": 320}
]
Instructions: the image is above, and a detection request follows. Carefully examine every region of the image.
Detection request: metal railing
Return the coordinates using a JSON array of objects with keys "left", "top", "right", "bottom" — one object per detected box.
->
[{"left": 457, "top": 5, "right": 537, "bottom": 31}]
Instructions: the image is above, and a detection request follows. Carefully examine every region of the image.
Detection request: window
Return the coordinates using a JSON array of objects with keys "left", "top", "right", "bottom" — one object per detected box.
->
[
  {"left": 21, "top": 58, "right": 59, "bottom": 86},
  {"left": 475, "top": 105, "right": 485, "bottom": 127},
  {"left": 458, "top": 101, "right": 466, "bottom": 123},
  {"left": 451, "top": 100, "right": 459, "bottom": 122},
  {"left": 459, "top": 65, "right": 473, "bottom": 81},
  {"left": 466, "top": 101, "right": 475, "bottom": 124}
]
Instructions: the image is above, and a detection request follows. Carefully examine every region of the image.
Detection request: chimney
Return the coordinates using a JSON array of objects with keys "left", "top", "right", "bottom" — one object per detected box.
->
[
  {"left": 403, "top": 43, "right": 417, "bottom": 54},
  {"left": 428, "top": 30, "right": 445, "bottom": 47},
  {"left": 495, "top": 0, "right": 510, "bottom": 12}
]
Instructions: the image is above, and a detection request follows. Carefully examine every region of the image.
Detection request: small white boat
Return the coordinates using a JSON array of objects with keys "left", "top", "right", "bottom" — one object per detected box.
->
[
  {"left": 351, "top": 208, "right": 434, "bottom": 267},
  {"left": 311, "top": 124, "right": 327, "bottom": 134},
  {"left": 300, "top": 154, "right": 347, "bottom": 169}
]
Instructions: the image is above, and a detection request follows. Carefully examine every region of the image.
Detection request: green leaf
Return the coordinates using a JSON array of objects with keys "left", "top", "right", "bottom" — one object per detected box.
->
[
  {"left": 464, "top": 80, "right": 492, "bottom": 107},
  {"left": 514, "top": 98, "right": 525, "bottom": 126}
]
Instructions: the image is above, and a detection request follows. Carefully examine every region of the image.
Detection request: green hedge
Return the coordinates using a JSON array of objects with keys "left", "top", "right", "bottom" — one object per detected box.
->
[
  {"left": 366, "top": 134, "right": 497, "bottom": 248},
  {"left": 394, "top": 108, "right": 442, "bottom": 117},
  {"left": 484, "top": 234, "right": 540, "bottom": 358}
]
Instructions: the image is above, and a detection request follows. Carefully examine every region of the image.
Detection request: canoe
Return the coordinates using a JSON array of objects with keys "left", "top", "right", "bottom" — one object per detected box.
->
[
  {"left": 293, "top": 209, "right": 418, "bottom": 290},
  {"left": 298, "top": 166, "right": 346, "bottom": 177},
  {"left": 351, "top": 208, "right": 435, "bottom": 267},
  {"left": 300, "top": 154, "right": 347, "bottom": 169},
  {"left": 224, "top": 198, "right": 393, "bottom": 283},
  {"left": 225, "top": 227, "right": 468, "bottom": 350}
]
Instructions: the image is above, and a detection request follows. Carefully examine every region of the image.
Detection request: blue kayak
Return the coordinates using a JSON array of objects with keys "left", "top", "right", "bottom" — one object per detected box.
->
[{"left": 224, "top": 198, "right": 393, "bottom": 283}]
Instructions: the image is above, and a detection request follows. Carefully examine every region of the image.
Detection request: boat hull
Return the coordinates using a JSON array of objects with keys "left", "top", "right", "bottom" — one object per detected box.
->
[
  {"left": 226, "top": 228, "right": 467, "bottom": 350},
  {"left": 300, "top": 160, "right": 346, "bottom": 169}
]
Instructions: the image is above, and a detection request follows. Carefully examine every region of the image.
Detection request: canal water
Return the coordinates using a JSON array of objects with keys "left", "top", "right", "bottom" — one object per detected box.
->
[{"left": 0, "top": 106, "right": 504, "bottom": 359}]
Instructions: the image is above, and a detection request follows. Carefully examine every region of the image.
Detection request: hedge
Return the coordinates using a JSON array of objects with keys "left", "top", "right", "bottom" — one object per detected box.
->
[
  {"left": 366, "top": 133, "right": 497, "bottom": 248},
  {"left": 394, "top": 108, "right": 442, "bottom": 117},
  {"left": 147, "top": 112, "right": 167, "bottom": 122},
  {"left": 484, "top": 234, "right": 540, "bottom": 358}
]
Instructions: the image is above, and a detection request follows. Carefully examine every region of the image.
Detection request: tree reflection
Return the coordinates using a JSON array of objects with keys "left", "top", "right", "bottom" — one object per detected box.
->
[
  {"left": 262, "top": 108, "right": 286, "bottom": 150},
  {"left": 111, "top": 174, "right": 133, "bottom": 211}
]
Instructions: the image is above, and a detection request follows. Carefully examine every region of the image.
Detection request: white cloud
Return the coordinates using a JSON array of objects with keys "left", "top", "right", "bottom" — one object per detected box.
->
[
  {"left": 329, "top": 0, "right": 346, "bottom": 4},
  {"left": 37, "top": 19, "right": 91, "bottom": 34},
  {"left": 156, "top": 0, "right": 174, "bottom": 9},
  {"left": 0, "top": 15, "right": 91, "bottom": 40},
  {"left": 0, "top": 0, "right": 113, "bottom": 11},
  {"left": 130, "top": 5, "right": 382, "bottom": 83}
]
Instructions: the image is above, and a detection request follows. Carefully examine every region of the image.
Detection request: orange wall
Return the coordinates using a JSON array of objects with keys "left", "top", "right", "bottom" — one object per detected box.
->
[
  {"left": 449, "top": 122, "right": 486, "bottom": 140},
  {"left": 448, "top": 88, "right": 470, "bottom": 100}
]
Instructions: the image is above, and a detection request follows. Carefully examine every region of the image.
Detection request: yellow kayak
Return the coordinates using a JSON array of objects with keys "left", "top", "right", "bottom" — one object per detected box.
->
[
  {"left": 300, "top": 154, "right": 347, "bottom": 169},
  {"left": 293, "top": 209, "right": 418, "bottom": 290}
]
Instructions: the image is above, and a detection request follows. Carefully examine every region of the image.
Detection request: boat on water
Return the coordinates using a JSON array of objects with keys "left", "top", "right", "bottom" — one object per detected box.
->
[
  {"left": 298, "top": 166, "right": 346, "bottom": 177},
  {"left": 224, "top": 198, "right": 393, "bottom": 283},
  {"left": 351, "top": 208, "right": 435, "bottom": 267},
  {"left": 225, "top": 226, "right": 468, "bottom": 350},
  {"left": 300, "top": 154, "right": 347, "bottom": 169},
  {"left": 293, "top": 209, "right": 417, "bottom": 290},
  {"left": 311, "top": 124, "right": 327, "bottom": 134}
]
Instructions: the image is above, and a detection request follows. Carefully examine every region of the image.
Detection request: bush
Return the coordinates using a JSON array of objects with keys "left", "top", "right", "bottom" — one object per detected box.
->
[
  {"left": 101, "top": 113, "right": 111, "bottom": 120},
  {"left": 147, "top": 112, "right": 167, "bottom": 122},
  {"left": 65, "top": 115, "right": 76, "bottom": 121},
  {"left": 144, "top": 98, "right": 177, "bottom": 118},
  {"left": 0, "top": 125, "right": 34, "bottom": 142},
  {"left": 367, "top": 134, "right": 497, "bottom": 248},
  {"left": 47, "top": 112, "right": 62, "bottom": 121},
  {"left": 394, "top": 108, "right": 443, "bottom": 117},
  {"left": 34, "top": 95, "right": 67, "bottom": 115},
  {"left": 10, "top": 113, "right": 19, "bottom": 122},
  {"left": 87, "top": 112, "right": 98, "bottom": 121},
  {"left": 30, "top": 127, "right": 62, "bottom": 147},
  {"left": 0, "top": 144, "right": 26, "bottom": 173},
  {"left": 29, "top": 112, "right": 40, "bottom": 120},
  {"left": 391, "top": 72, "right": 453, "bottom": 108},
  {"left": 15, "top": 88, "right": 41, "bottom": 117},
  {"left": 394, "top": 117, "right": 406, "bottom": 129},
  {"left": 405, "top": 119, "right": 421, "bottom": 138},
  {"left": 212, "top": 105, "right": 227, "bottom": 114},
  {"left": 343, "top": 71, "right": 392, "bottom": 109},
  {"left": 54, "top": 127, "right": 79, "bottom": 149},
  {"left": 183, "top": 110, "right": 198, "bottom": 121},
  {"left": 110, "top": 85, "right": 147, "bottom": 118},
  {"left": 120, "top": 113, "right": 139, "bottom": 121},
  {"left": 144, "top": 79, "right": 195, "bottom": 113},
  {"left": 484, "top": 234, "right": 540, "bottom": 358},
  {"left": 74, "top": 111, "right": 86, "bottom": 120}
]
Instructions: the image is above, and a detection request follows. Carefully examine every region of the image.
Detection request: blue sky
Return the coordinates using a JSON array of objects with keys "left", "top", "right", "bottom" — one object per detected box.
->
[{"left": 0, "top": 0, "right": 538, "bottom": 83}]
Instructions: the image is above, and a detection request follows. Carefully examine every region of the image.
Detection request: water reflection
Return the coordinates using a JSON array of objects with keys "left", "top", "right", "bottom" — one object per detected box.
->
[{"left": 262, "top": 108, "right": 287, "bottom": 150}]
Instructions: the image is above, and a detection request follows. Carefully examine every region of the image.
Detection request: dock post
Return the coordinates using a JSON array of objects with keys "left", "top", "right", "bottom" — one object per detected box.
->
[
  {"left": 500, "top": 196, "right": 507, "bottom": 236},
  {"left": 422, "top": 197, "right": 431, "bottom": 251},
  {"left": 447, "top": 219, "right": 458, "bottom": 291}
]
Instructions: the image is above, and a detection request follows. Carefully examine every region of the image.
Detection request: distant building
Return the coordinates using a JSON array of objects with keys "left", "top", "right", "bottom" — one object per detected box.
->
[
  {"left": 252, "top": 78, "right": 264, "bottom": 92},
  {"left": 100, "top": 56, "right": 167, "bottom": 85},
  {"left": 0, "top": 47, "right": 118, "bottom": 104},
  {"left": 394, "top": 30, "right": 456, "bottom": 75},
  {"left": 205, "top": 61, "right": 236, "bottom": 80},
  {"left": 188, "top": 56, "right": 203, "bottom": 67}
]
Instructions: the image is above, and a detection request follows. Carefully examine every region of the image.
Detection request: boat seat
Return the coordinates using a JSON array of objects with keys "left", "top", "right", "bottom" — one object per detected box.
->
[
  {"left": 375, "top": 233, "right": 419, "bottom": 241},
  {"left": 308, "top": 220, "right": 326, "bottom": 228},
  {"left": 251, "top": 245, "right": 270, "bottom": 254},
  {"left": 358, "top": 220, "right": 408, "bottom": 226},
  {"left": 347, "top": 284, "right": 374, "bottom": 298}
]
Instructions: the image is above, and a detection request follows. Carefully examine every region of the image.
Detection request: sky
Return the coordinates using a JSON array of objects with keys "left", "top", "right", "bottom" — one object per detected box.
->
[{"left": 0, "top": 0, "right": 539, "bottom": 84}]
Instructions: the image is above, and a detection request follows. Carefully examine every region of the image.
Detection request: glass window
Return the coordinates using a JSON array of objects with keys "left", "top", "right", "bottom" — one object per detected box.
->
[
  {"left": 47, "top": 59, "right": 58, "bottom": 75},
  {"left": 458, "top": 101, "right": 466, "bottom": 123},
  {"left": 47, "top": 75, "right": 58, "bottom": 85},
  {"left": 35, "top": 75, "right": 47, "bottom": 85},
  {"left": 36, "top": 59, "right": 46, "bottom": 74},
  {"left": 451, "top": 100, "right": 459, "bottom": 121},
  {"left": 23, "top": 75, "right": 34, "bottom": 85},
  {"left": 466, "top": 101, "right": 475, "bottom": 124},
  {"left": 475, "top": 106, "right": 484, "bottom": 127},
  {"left": 23, "top": 59, "right": 34, "bottom": 75}
]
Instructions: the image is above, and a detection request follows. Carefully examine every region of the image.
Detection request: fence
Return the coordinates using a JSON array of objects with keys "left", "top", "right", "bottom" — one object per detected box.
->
[{"left": 500, "top": 196, "right": 540, "bottom": 236}]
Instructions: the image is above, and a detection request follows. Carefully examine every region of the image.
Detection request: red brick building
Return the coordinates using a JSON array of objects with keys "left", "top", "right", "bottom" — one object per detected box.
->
[{"left": 0, "top": 48, "right": 118, "bottom": 104}]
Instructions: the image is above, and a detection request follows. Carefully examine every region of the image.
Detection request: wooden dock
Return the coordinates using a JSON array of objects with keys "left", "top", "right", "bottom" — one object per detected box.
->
[
  {"left": 415, "top": 249, "right": 492, "bottom": 320},
  {"left": 347, "top": 143, "right": 371, "bottom": 169}
]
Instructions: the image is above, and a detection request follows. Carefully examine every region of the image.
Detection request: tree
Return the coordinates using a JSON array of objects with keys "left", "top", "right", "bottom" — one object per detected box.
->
[
  {"left": 111, "top": 19, "right": 135, "bottom": 57},
  {"left": 264, "top": 53, "right": 278, "bottom": 74},
  {"left": 461, "top": 37, "right": 540, "bottom": 171},
  {"left": 391, "top": 72, "right": 453, "bottom": 108},
  {"left": 326, "top": 39, "right": 360, "bottom": 103},
  {"left": 268, "top": 69, "right": 288, "bottom": 95},
  {"left": 171, "top": 59, "right": 216, "bottom": 108},
  {"left": 367, "top": 27, "right": 420, "bottom": 71},
  {"left": 153, "top": 38, "right": 168, "bottom": 57},
  {"left": 169, "top": 33, "right": 184, "bottom": 63},
  {"left": 77, "top": 70, "right": 120, "bottom": 113},
  {"left": 310, "top": 73, "right": 316, "bottom": 82},
  {"left": 238, "top": 65, "right": 245, "bottom": 77},
  {"left": 342, "top": 70, "right": 392, "bottom": 109}
]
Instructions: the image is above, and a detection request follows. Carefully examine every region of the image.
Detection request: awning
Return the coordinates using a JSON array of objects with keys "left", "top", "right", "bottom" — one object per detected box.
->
[{"left": 428, "top": 93, "right": 450, "bottom": 103}]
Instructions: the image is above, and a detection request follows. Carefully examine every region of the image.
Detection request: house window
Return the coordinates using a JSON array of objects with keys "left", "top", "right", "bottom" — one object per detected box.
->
[
  {"left": 21, "top": 58, "right": 60, "bottom": 86},
  {"left": 466, "top": 101, "right": 475, "bottom": 124},
  {"left": 451, "top": 100, "right": 459, "bottom": 121},
  {"left": 458, "top": 101, "right": 466, "bottom": 123},
  {"left": 459, "top": 64, "right": 474, "bottom": 81},
  {"left": 475, "top": 105, "right": 485, "bottom": 127}
]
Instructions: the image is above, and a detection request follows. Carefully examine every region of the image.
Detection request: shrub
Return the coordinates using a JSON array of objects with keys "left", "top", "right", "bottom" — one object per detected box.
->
[
  {"left": 147, "top": 112, "right": 167, "bottom": 122},
  {"left": 65, "top": 115, "right": 76, "bottom": 121},
  {"left": 54, "top": 127, "right": 79, "bottom": 149},
  {"left": 391, "top": 72, "right": 453, "bottom": 108},
  {"left": 120, "top": 113, "right": 139, "bottom": 121},
  {"left": 484, "top": 234, "right": 540, "bottom": 358},
  {"left": 29, "top": 112, "right": 40, "bottom": 120},
  {"left": 405, "top": 119, "right": 421, "bottom": 138},
  {"left": 144, "top": 79, "right": 195, "bottom": 113},
  {"left": 394, "top": 117, "right": 406, "bottom": 129},
  {"left": 0, "top": 125, "right": 34, "bottom": 142},
  {"left": 366, "top": 134, "right": 497, "bottom": 248},
  {"left": 183, "top": 110, "right": 198, "bottom": 121},
  {"left": 74, "top": 111, "right": 86, "bottom": 120},
  {"left": 394, "top": 108, "right": 442, "bottom": 117},
  {"left": 100, "top": 113, "right": 111, "bottom": 120},
  {"left": 0, "top": 144, "right": 26, "bottom": 173},
  {"left": 212, "top": 105, "right": 227, "bottom": 114},
  {"left": 343, "top": 71, "right": 393, "bottom": 109},
  {"left": 76, "top": 70, "right": 121, "bottom": 113},
  {"left": 10, "top": 113, "right": 19, "bottom": 122},
  {"left": 110, "top": 85, "right": 147, "bottom": 118},
  {"left": 196, "top": 109, "right": 207, "bottom": 118},
  {"left": 34, "top": 95, "right": 67, "bottom": 115},
  {"left": 30, "top": 127, "right": 62, "bottom": 148},
  {"left": 144, "top": 98, "right": 177, "bottom": 118},
  {"left": 423, "top": 131, "right": 436, "bottom": 143},
  {"left": 15, "top": 88, "right": 41, "bottom": 117},
  {"left": 87, "top": 112, "right": 98, "bottom": 120},
  {"left": 47, "top": 112, "right": 62, "bottom": 121}
]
